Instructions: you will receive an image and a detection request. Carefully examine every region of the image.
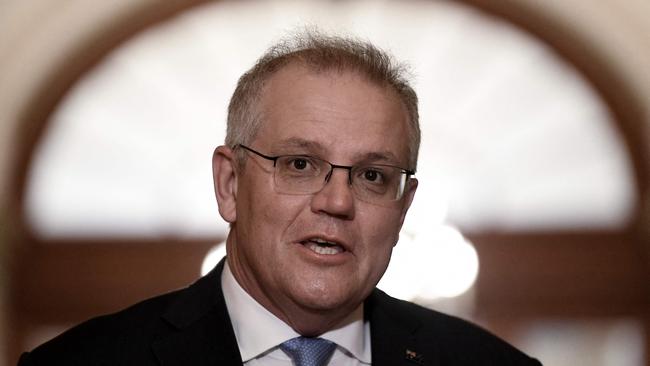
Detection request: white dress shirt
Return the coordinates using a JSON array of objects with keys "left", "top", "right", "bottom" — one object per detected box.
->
[{"left": 221, "top": 262, "right": 372, "bottom": 365}]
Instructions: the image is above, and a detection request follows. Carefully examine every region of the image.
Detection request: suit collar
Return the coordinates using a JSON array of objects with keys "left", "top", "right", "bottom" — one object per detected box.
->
[
  {"left": 366, "top": 289, "right": 429, "bottom": 366},
  {"left": 150, "top": 259, "right": 430, "bottom": 366},
  {"left": 151, "top": 258, "right": 243, "bottom": 365}
]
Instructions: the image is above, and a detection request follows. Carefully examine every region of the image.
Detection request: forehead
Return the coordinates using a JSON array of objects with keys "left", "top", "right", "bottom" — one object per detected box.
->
[{"left": 254, "top": 64, "right": 410, "bottom": 165}]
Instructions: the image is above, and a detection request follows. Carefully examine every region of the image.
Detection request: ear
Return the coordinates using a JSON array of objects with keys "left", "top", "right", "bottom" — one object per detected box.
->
[
  {"left": 396, "top": 177, "right": 418, "bottom": 237},
  {"left": 212, "top": 145, "right": 238, "bottom": 223}
]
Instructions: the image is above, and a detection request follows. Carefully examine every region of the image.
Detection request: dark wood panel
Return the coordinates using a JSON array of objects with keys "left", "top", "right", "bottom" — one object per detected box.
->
[
  {"left": 11, "top": 231, "right": 649, "bottom": 324},
  {"left": 469, "top": 231, "right": 650, "bottom": 317},
  {"left": 11, "top": 239, "right": 217, "bottom": 323}
]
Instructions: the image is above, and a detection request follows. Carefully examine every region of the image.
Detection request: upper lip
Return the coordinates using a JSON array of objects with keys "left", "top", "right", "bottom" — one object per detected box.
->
[{"left": 297, "top": 234, "right": 352, "bottom": 253}]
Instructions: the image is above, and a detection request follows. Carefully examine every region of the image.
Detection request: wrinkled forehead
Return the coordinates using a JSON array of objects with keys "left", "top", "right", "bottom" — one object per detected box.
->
[{"left": 253, "top": 64, "right": 411, "bottom": 166}]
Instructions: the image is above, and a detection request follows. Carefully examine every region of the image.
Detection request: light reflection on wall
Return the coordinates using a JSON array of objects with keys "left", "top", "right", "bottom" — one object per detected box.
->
[
  {"left": 201, "top": 243, "right": 227, "bottom": 276},
  {"left": 516, "top": 319, "right": 645, "bottom": 366},
  {"left": 379, "top": 226, "right": 479, "bottom": 301}
]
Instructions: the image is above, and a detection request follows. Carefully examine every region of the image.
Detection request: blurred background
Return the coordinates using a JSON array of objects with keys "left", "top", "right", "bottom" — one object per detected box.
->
[{"left": 1, "top": 0, "right": 649, "bottom": 365}]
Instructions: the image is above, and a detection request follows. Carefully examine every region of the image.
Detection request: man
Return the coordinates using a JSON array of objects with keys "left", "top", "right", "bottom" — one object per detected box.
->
[{"left": 19, "top": 33, "right": 541, "bottom": 365}]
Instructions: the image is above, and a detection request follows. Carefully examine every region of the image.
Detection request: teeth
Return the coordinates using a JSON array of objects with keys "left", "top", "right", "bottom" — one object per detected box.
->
[
  {"left": 304, "top": 238, "right": 343, "bottom": 255},
  {"left": 306, "top": 242, "right": 342, "bottom": 255},
  {"left": 311, "top": 238, "right": 336, "bottom": 245}
]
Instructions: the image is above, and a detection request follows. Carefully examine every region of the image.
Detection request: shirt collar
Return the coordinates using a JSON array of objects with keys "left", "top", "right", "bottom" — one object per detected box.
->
[{"left": 221, "top": 261, "right": 371, "bottom": 363}]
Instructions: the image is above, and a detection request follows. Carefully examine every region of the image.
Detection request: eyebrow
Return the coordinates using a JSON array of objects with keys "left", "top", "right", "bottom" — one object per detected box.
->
[
  {"left": 274, "top": 137, "right": 325, "bottom": 153},
  {"left": 274, "top": 137, "right": 403, "bottom": 165},
  {"left": 354, "top": 151, "right": 401, "bottom": 164}
]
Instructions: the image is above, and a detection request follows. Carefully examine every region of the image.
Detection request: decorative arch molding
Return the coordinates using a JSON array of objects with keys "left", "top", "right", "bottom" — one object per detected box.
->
[
  {"left": 466, "top": 0, "right": 649, "bottom": 231},
  {"left": 8, "top": 0, "right": 649, "bottom": 237}
]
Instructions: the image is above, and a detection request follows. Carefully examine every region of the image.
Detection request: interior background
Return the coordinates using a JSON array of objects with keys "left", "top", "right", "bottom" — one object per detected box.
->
[{"left": 0, "top": 0, "right": 648, "bottom": 365}]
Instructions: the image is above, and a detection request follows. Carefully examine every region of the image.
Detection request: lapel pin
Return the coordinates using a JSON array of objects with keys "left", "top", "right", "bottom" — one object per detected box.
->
[{"left": 405, "top": 349, "right": 424, "bottom": 365}]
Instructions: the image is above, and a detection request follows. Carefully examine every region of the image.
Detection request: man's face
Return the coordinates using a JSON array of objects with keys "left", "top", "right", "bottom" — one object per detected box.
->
[{"left": 220, "top": 64, "right": 417, "bottom": 328}]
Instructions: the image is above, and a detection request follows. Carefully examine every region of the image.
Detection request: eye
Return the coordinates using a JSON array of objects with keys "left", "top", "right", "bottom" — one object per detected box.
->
[
  {"left": 292, "top": 158, "right": 308, "bottom": 170},
  {"left": 364, "top": 170, "right": 380, "bottom": 182},
  {"left": 358, "top": 167, "right": 386, "bottom": 184},
  {"left": 280, "top": 156, "right": 319, "bottom": 175}
]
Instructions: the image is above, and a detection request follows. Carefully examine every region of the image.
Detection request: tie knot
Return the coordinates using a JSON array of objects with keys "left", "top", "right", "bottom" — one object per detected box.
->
[{"left": 280, "top": 337, "right": 337, "bottom": 366}]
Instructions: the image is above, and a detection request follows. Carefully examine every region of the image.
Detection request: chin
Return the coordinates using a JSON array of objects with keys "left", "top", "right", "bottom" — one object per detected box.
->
[{"left": 292, "top": 283, "right": 364, "bottom": 312}]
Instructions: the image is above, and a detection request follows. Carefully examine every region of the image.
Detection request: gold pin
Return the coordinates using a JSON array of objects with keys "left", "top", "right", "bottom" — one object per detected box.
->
[{"left": 405, "top": 349, "right": 424, "bottom": 364}]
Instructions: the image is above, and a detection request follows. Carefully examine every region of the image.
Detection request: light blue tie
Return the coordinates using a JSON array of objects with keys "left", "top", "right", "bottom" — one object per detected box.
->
[{"left": 280, "top": 336, "right": 337, "bottom": 366}]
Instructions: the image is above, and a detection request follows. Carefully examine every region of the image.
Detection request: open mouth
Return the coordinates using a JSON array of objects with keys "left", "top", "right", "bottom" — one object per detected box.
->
[{"left": 300, "top": 238, "right": 345, "bottom": 255}]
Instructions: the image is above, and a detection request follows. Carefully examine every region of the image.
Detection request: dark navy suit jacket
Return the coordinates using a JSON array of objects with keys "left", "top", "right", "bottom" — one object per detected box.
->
[{"left": 19, "top": 259, "right": 542, "bottom": 365}]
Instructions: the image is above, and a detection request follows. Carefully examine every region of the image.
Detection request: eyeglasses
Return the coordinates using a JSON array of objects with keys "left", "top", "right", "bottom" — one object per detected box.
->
[{"left": 236, "top": 144, "right": 415, "bottom": 205}]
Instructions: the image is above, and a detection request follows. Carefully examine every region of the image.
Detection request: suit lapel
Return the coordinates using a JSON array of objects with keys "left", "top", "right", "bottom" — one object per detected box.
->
[
  {"left": 151, "top": 259, "right": 243, "bottom": 365},
  {"left": 367, "top": 289, "right": 430, "bottom": 366},
  {"left": 149, "top": 263, "right": 437, "bottom": 365}
]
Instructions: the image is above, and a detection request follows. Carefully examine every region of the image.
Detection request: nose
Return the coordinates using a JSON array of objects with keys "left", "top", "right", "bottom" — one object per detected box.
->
[{"left": 310, "top": 167, "right": 355, "bottom": 220}]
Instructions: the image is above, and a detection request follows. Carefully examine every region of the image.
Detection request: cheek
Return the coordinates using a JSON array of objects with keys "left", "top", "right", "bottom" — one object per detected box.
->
[
  {"left": 359, "top": 207, "right": 403, "bottom": 245},
  {"left": 262, "top": 195, "right": 310, "bottom": 229},
  {"left": 239, "top": 179, "right": 310, "bottom": 240},
  {"left": 356, "top": 208, "right": 402, "bottom": 271}
]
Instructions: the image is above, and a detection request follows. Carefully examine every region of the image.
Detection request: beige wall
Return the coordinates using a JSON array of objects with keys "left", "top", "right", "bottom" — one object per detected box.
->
[{"left": 0, "top": 1, "right": 648, "bottom": 365}]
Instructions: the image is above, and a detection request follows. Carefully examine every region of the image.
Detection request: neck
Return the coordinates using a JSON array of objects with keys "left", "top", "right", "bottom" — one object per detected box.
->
[{"left": 274, "top": 301, "right": 363, "bottom": 337}]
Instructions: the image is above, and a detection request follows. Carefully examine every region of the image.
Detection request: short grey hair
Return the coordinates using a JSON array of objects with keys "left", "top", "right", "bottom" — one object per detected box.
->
[{"left": 225, "top": 31, "right": 420, "bottom": 169}]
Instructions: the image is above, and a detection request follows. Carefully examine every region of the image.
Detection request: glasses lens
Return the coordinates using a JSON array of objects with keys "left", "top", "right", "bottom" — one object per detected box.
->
[
  {"left": 271, "top": 154, "right": 410, "bottom": 204},
  {"left": 274, "top": 155, "right": 328, "bottom": 194},
  {"left": 352, "top": 165, "right": 407, "bottom": 203}
]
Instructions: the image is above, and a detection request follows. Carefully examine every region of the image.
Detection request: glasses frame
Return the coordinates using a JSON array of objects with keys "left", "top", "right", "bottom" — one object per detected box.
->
[{"left": 236, "top": 144, "right": 415, "bottom": 202}]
